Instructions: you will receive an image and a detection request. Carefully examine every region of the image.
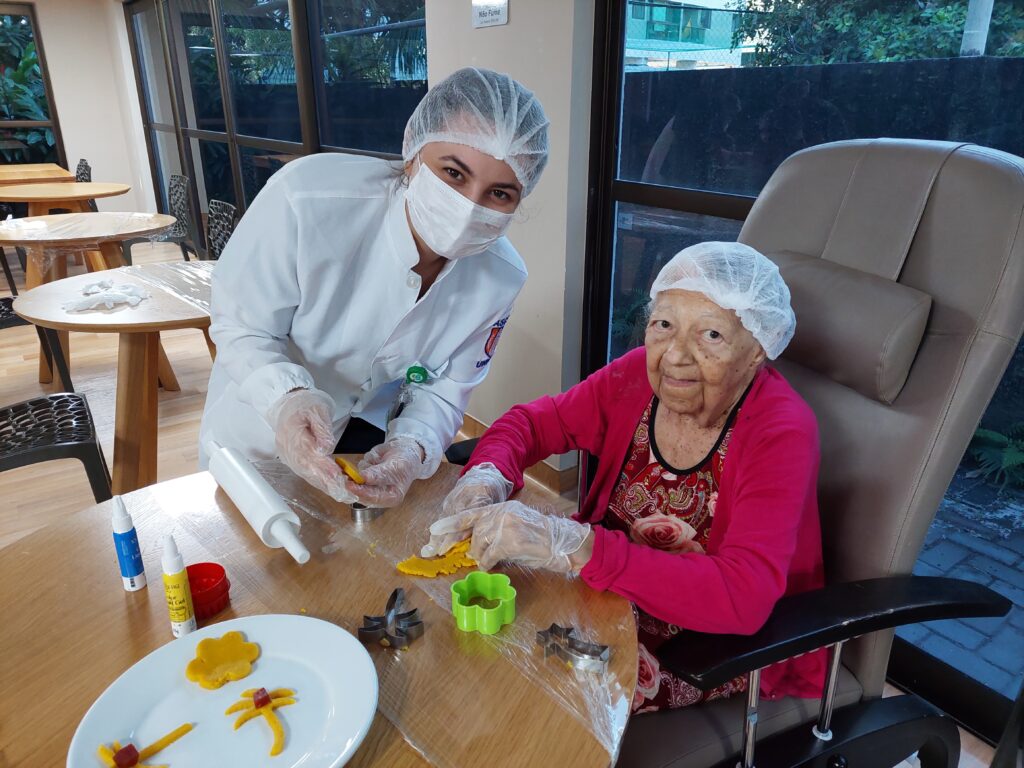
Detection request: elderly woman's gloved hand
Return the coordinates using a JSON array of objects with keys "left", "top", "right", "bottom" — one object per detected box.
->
[
  {"left": 419, "top": 464, "right": 514, "bottom": 557},
  {"left": 351, "top": 436, "right": 425, "bottom": 508},
  {"left": 269, "top": 388, "right": 357, "bottom": 503},
  {"left": 424, "top": 501, "right": 592, "bottom": 574}
]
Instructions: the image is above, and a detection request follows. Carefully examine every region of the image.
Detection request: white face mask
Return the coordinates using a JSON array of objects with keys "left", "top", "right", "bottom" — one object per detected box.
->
[{"left": 405, "top": 161, "right": 515, "bottom": 260}]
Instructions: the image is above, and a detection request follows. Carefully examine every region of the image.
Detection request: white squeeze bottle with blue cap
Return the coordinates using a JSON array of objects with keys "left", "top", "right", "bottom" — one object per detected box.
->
[{"left": 111, "top": 496, "right": 146, "bottom": 592}]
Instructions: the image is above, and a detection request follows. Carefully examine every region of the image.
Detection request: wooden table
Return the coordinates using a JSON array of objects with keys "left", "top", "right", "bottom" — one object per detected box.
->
[
  {"left": 0, "top": 468, "right": 636, "bottom": 767},
  {"left": 0, "top": 181, "right": 130, "bottom": 216},
  {"left": 0, "top": 162, "right": 74, "bottom": 185},
  {"left": 14, "top": 262, "right": 214, "bottom": 493},
  {"left": 0, "top": 212, "right": 178, "bottom": 386}
]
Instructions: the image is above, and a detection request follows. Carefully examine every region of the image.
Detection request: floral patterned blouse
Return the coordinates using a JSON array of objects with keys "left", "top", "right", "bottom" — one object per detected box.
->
[{"left": 603, "top": 396, "right": 749, "bottom": 713}]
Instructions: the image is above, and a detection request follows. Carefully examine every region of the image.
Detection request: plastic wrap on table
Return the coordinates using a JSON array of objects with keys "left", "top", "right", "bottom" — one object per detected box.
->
[
  {"left": 126, "top": 261, "right": 213, "bottom": 313},
  {"left": 0, "top": 212, "right": 177, "bottom": 276},
  {"left": 248, "top": 459, "right": 636, "bottom": 767}
]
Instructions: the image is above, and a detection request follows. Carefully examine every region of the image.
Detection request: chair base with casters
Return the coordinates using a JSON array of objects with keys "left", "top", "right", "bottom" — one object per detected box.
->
[
  {"left": 618, "top": 577, "right": 1011, "bottom": 768},
  {"left": 0, "top": 393, "right": 112, "bottom": 503}
]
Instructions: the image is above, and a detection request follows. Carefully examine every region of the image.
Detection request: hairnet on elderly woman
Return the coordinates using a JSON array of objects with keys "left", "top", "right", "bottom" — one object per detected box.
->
[{"left": 423, "top": 240, "right": 827, "bottom": 713}]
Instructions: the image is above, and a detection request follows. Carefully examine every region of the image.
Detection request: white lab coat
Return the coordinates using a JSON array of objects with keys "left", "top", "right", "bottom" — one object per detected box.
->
[{"left": 198, "top": 153, "right": 527, "bottom": 476}]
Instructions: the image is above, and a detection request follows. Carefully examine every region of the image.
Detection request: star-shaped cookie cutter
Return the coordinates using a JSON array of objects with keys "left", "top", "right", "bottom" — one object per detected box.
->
[
  {"left": 536, "top": 623, "right": 610, "bottom": 673},
  {"left": 358, "top": 588, "right": 424, "bottom": 649}
]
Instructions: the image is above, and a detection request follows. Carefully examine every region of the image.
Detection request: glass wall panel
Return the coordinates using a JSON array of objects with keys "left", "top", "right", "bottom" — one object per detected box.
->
[
  {"left": 130, "top": 5, "right": 175, "bottom": 125},
  {"left": 188, "top": 136, "right": 235, "bottom": 210},
  {"left": 168, "top": 0, "right": 227, "bottom": 132},
  {"left": 238, "top": 144, "right": 299, "bottom": 206},
  {"left": 150, "top": 128, "right": 183, "bottom": 210},
  {"left": 312, "top": 0, "right": 426, "bottom": 153},
  {"left": 219, "top": 0, "right": 301, "bottom": 142}
]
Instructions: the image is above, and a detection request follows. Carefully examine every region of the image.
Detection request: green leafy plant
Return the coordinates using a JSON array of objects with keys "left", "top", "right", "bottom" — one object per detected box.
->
[
  {"left": 730, "top": 0, "right": 1024, "bottom": 66},
  {"left": 610, "top": 289, "right": 652, "bottom": 350},
  {"left": 967, "top": 423, "right": 1024, "bottom": 490},
  {"left": 0, "top": 17, "right": 56, "bottom": 164}
]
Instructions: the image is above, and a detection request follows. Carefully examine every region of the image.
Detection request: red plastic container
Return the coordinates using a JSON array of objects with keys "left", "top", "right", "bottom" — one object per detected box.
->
[{"left": 187, "top": 562, "right": 231, "bottom": 620}]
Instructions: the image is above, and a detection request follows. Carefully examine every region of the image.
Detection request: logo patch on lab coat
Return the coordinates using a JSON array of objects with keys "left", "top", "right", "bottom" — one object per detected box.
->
[{"left": 476, "top": 317, "right": 508, "bottom": 368}]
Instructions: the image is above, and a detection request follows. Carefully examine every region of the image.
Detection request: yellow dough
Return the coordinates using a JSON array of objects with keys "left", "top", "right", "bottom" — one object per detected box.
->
[
  {"left": 226, "top": 687, "right": 297, "bottom": 757},
  {"left": 397, "top": 539, "right": 476, "bottom": 578},
  {"left": 334, "top": 456, "right": 364, "bottom": 484},
  {"left": 185, "top": 631, "right": 260, "bottom": 690}
]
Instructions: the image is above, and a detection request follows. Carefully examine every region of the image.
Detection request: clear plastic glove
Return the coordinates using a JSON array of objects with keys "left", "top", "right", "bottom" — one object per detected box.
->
[
  {"left": 351, "top": 436, "right": 425, "bottom": 508},
  {"left": 419, "top": 463, "right": 513, "bottom": 557},
  {"left": 425, "top": 501, "right": 591, "bottom": 573},
  {"left": 268, "top": 388, "right": 357, "bottom": 504}
]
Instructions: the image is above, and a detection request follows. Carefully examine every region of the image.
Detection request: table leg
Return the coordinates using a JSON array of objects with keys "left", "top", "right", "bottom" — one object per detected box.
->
[
  {"left": 156, "top": 337, "right": 180, "bottom": 392},
  {"left": 202, "top": 328, "right": 217, "bottom": 361},
  {"left": 97, "top": 241, "right": 126, "bottom": 270},
  {"left": 113, "top": 332, "right": 159, "bottom": 494},
  {"left": 27, "top": 248, "right": 69, "bottom": 385}
]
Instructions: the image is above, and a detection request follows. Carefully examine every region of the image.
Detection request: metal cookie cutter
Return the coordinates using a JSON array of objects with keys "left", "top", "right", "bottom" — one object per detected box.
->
[
  {"left": 536, "top": 623, "right": 611, "bottom": 673},
  {"left": 358, "top": 588, "right": 424, "bottom": 649},
  {"left": 351, "top": 503, "right": 384, "bottom": 523}
]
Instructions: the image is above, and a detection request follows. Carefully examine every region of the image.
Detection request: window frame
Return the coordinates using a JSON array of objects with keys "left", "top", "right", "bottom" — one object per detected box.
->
[
  {"left": 123, "top": 0, "right": 424, "bottom": 222},
  {"left": 0, "top": 1, "right": 67, "bottom": 166}
]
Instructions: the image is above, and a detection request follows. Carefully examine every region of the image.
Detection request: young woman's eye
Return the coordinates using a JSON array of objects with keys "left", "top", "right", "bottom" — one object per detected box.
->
[
  {"left": 492, "top": 189, "right": 509, "bottom": 201},
  {"left": 444, "top": 167, "right": 463, "bottom": 180}
]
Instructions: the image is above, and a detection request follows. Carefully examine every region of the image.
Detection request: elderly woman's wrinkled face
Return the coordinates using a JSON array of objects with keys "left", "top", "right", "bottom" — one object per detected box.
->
[{"left": 646, "top": 290, "right": 766, "bottom": 424}]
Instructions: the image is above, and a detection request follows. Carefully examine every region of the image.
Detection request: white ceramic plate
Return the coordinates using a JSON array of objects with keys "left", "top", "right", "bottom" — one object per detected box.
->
[{"left": 68, "top": 614, "right": 378, "bottom": 768}]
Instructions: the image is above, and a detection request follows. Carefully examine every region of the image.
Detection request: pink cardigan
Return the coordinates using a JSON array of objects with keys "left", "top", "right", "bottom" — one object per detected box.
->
[{"left": 466, "top": 348, "right": 826, "bottom": 700}]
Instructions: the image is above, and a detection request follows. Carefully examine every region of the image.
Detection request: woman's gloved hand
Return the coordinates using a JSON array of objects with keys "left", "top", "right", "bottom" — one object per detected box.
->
[
  {"left": 269, "top": 388, "right": 357, "bottom": 504},
  {"left": 424, "top": 501, "right": 592, "bottom": 574},
  {"left": 419, "top": 463, "right": 514, "bottom": 557},
  {"left": 351, "top": 436, "right": 425, "bottom": 508}
]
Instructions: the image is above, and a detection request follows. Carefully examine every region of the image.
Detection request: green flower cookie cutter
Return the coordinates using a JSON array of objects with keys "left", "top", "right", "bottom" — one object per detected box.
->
[{"left": 451, "top": 571, "right": 516, "bottom": 635}]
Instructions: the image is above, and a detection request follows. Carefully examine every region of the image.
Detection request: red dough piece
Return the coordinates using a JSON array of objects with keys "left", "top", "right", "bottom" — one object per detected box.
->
[
  {"left": 113, "top": 744, "right": 140, "bottom": 767},
  {"left": 253, "top": 687, "right": 271, "bottom": 709}
]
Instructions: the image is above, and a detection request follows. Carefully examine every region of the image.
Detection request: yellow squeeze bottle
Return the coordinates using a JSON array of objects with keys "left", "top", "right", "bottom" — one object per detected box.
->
[{"left": 161, "top": 534, "right": 197, "bottom": 637}]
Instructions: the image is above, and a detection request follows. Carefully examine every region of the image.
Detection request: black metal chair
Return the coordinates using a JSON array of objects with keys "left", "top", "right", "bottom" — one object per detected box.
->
[
  {"left": 121, "top": 174, "right": 198, "bottom": 266},
  {"left": 74, "top": 158, "right": 98, "bottom": 212},
  {"left": 0, "top": 393, "right": 112, "bottom": 503},
  {"left": 206, "top": 199, "right": 237, "bottom": 260},
  {"left": 1, "top": 250, "right": 73, "bottom": 392}
]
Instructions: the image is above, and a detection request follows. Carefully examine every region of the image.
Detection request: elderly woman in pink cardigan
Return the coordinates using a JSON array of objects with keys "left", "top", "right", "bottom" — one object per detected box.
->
[{"left": 423, "top": 241, "right": 825, "bottom": 712}]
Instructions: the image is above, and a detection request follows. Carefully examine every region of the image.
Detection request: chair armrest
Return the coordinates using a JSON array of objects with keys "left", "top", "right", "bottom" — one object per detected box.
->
[{"left": 656, "top": 576, "right": 1011, "bottom": 690}]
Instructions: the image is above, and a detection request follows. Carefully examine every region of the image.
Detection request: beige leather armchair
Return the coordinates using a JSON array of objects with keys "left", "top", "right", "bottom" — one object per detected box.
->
[{"left": 617, "top": 139, "right": 1024, "bottom": 768}]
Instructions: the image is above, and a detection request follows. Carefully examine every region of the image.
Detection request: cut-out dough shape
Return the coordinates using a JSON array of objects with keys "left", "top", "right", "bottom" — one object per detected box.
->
[
  {"left": 185, "top": 631, "right": 260, "bottom": 690},
  {"left": 397, "top": 539, "right": 476, "bottom": 578},
  {"left": 226, "top": 687, "right": 297, "bottom": 757},
  {"left": 96, "top": 723, "right": 192, "bottom": 767},
  {"left": 334, "top": 456, "right": 364, "bottom": 484}
]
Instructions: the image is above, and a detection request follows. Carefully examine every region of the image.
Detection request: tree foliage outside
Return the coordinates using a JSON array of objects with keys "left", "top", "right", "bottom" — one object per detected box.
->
[
  {"left": 731, "top": 0, "right": 1024, "bottom": 66},
  {"left": 0, "top": 14, "right": 56, "bottom": 163}
]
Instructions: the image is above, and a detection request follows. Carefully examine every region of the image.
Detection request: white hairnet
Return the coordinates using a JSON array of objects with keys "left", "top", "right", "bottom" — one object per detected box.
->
[
  {"left": 649, "top": 241, "right": 796, "bottom": 360},
  {"left": 402, "top": 67, "right": 550, "bottom": 197}
]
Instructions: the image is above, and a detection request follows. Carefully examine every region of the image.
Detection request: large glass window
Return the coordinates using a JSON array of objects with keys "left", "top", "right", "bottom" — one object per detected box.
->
[
  {"left": 220, "top": 0, "right": 301, "bottom": 142},
  {"left": 132, "top": 4, "right": 176, "bottom": 125},
  {"left": 587, "top": 0, "right": 1024, "bottom": 742},
  {"left": 126, "top": 0, "right": 426, "bottom": 219},
  {"left": 311, "top": 0, "right": 426, "bottom": 153},
  {"left": 0, "top": 4, "right": 64, "bottom": 164},
  {"left": 170, "top": 0, "right": 227, "bottom": 132}
]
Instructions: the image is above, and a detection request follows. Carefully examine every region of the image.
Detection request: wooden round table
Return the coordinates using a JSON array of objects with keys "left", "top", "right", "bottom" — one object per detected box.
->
[
  {"left": 0, "top": 162, "right": 74, "bottom": 185},
  {"left": 0, "top": 468, "right": 637, "bottom": 766},
  {"left": 0, "top": 181, "right": 130, "bottom": 216},
  {"left": 0, "top": 212, "right": 178, "bottom": 386},
  {"left": 13, "top": 262, "right": 214, "bottom": 493}
]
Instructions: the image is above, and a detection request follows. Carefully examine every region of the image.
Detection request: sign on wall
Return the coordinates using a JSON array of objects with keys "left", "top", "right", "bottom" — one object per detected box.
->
[{"left": 472, "top": 0, "right": 508, "bottom": 28}]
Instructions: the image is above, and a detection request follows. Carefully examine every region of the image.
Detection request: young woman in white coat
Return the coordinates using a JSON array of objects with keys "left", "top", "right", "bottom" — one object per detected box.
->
[{"left": 199, "top": 67, "right": 549, "bottom": 509}]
